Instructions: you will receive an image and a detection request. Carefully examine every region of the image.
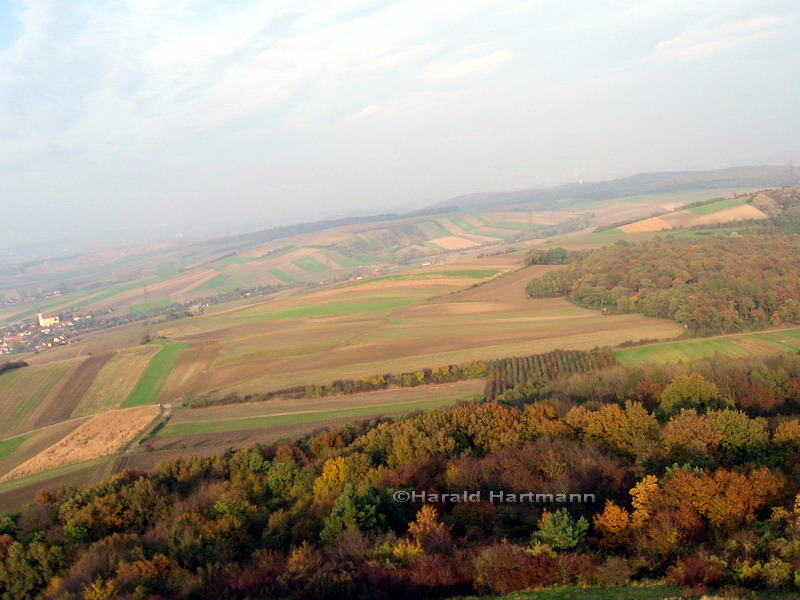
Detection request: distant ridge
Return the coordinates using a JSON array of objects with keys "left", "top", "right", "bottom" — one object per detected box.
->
[{"left": 437, "top": 165, "right": 795, "bottom": 210}]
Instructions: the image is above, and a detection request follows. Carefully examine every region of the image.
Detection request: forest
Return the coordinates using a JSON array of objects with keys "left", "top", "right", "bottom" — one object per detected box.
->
[
  {"left": 4, "top": 353, "right": 800, "bottom": 598},
  {"left": 525, "top": 234, "right": 800, "bottom": 333}
]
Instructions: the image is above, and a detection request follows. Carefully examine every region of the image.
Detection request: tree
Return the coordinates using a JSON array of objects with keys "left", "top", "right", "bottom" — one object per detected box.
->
[
  {"left": 659, "top": 373, "right": 730, "bottom": 417},
  {"left": 319, "top": 484, "right": 385, "bottom": 545},
  {"left": 532, "top": 508, "right": 588, "bottom": 550}
]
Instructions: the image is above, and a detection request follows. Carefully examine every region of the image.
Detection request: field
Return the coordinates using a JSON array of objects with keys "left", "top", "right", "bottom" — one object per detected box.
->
[
  {"left": 71, "top": 344, "right": 163, "bottom": 417},
  {"left": 485, "top": 585, "right": 686, "bottom": 600},
  {"left": 616, "top": 327, "right": 800, "bottom": 367},
  {"left": 121, "top": 339, "right": 188, "bottom": 407},
  {"left": 0, "top": 406, "right": 160, "bottom": 482},
  {"left": 151, "top": 256, "right": 682, "bottom": 400}
]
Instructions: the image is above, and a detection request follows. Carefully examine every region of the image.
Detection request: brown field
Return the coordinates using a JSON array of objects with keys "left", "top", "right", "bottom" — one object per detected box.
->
[
  {"left": 0, "top": 406, "right": 161, "bottom": 482},
  {"left": 148, "top": 258, "right": 682, "bottom": 400},
  {"left": 84, "top": 269, "right": 224, "bottom": 312},
  {"left": 168, "top": 268, "right": 220, "bottom": 299},
  {"left": 143, "top": 380, "right": 484, "bottom": 454},
  {"left": 157, "top": 341, "right": 220, "bottom": 402},
  {"left": 0, "top": 459, "right": 113, "bottom": 513},
  {"left": 430, "top": 236, "right": 481, "bottom": 250},
  {"left": 0, "top": 361, "right": 75, "bottom": 437},
  {"left": 619, "top": 216, "right": 673, "bottom": 233},
  {"left": 429, "top": 265, "right": 563, "bottom": 303},
  {"left": 34, "top": 352, "right": 115, "bottom": 428},
  {"left": 71, "top": 344, "right": 163, "bottom": 417},
  {"left": 660, "top": 204, "right": 767, "bottom": 228},
  {"left": 0, "top": 418, "right": 90, "bottom": 477}
]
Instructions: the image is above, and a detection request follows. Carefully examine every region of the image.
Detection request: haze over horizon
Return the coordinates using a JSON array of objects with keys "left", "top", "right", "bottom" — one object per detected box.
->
[{"left": 1, "top": 0, "right": 799, "bottom": 248}]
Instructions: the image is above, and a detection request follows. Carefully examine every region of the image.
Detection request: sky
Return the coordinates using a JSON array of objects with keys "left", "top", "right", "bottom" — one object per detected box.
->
[{"left": 0, "top": 0, "right": 798, "bottom": 248}]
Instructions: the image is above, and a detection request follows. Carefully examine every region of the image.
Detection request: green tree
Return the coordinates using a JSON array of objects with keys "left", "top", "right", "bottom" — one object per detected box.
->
[
  {"left": 532, "top": 508, "right": 588, "bottom": 550},
  {"left": 659, "top": 373, "right": 730, "bottom": 417},
  {"left": 320, "top": 484, "right": 385, "bottom": 544}
]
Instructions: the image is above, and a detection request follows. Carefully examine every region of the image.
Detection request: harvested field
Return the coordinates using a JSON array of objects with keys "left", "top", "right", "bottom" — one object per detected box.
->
[
  {"left": 619, "top": 217, "right": 673, "bottom": 233},
  {"left": 71, "top": 344, "right": 163, "bottom": 417},
  {"left": 429, "top": 236, "right": 481, "bottom": 250},
  {"left": 0, "top": 458, "right": 114, "bottom": 513},
  {"left": 429, "top": 265, "right": 563, "bottom": 303},
  {"left": 0, "top": 418, "right": 89, "bottom": 477},
  {"left": 0, "top": 406, "right": 160, "bottom": 482},
  {"left": 155, "top": 380, "right": 484, "bottom": 440},
  {"left": 33, "top": 352, "right": 115, "bottom": 428},
  {"left": 0, "top": 362, "right": 71, "bottom": 437},
  {"left": 157, "top": 342, "right": 220, "bottom": 402}
]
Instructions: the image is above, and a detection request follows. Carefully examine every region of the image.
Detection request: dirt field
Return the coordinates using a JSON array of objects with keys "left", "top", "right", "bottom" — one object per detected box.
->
[
  {"left": 0, "top": 418, "right": 89, "bottom": 477},
  {"left": 142, "top": 380, "right": 484, "bottom": 456},
  {"left": 430, "top": 236, "right": 481, "bottom": 250},
  {"left": 666, "top": 204, "right": 767, "bottom": 227},
  {"left": 71, "top": 344, "right": 162, "bottom": 417},
  {"left": 0, "top": 459, "right": 113, "bottom": 513},
  {"left": 429, "top": 265, "right": 563, "bottom": 303},
  {"left": 33, "top": 352, "right": 115, "bottom": 428},
  {"left": 0, "top": 406, "right": 161, "bottom": 482},
  {"left": 619, "top": 216, "right": 673, "bottom": 233},
  {"left": 0, "top": 361, "right": 73, "bottom": 437},
  {"left": 146, "top": 256, "right": 682, "bottom": 400}
]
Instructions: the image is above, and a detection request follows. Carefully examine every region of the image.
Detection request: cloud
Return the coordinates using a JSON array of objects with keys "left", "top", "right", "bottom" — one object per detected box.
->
[
  {"left": 424, "top": 49, "right": 514, "bottom": 80},
  {"left": 657, "top": 15, "right": 788, "bottom": 60},
  {"left": 346, "top": 103, "right": 383, "bottom": 119}
]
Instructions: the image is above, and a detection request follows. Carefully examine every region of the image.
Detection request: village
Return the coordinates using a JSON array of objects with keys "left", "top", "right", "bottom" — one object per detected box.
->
[{"left": 0, "top": 311, "right": 87, "bottom": 355}]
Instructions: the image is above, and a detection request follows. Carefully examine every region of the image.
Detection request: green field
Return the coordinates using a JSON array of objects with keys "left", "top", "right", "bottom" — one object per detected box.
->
[
  {"left": 0, "top": 365, "right": 68, "bottom": 436},
  {"left": 292, "top": 256, "right": 331, "bottom": 273},
  {"left": 616, "top": 328, "right": 800, "bottom": 367},
  {"left": 0, "top": 434, "right": 30, "bottom": 461},
  {"left": 121, "top": 340, "right": 188, "bottom": 407},
  {"left": 487, "top": 585, "right": 687, "bottom": 600},
  {"left": 266, "top": 268, "right": 296, "bottom": 284},
  {"left": 686, "top": 196, "right": 747, "bottom": 215},
  {"left": 127, "top": 298, "right": 173, "bottom": 314},
  {"left": 159, "top": 396, "right": 475, "bottom": 437}
]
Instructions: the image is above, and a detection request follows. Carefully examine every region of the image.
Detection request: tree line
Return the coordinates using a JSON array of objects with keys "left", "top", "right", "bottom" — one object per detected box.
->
[
  {"left": 186, "top": 349, "right": 614, "bottom": 409},
  {"left": 0, "top": 360, "right": 27, "bottom": 376},
  {"left": 526, "top": 234, "right": 800, "bottom": 333},
  {"left": 6, "top": 352, "right": 800, "bottom": 597}
]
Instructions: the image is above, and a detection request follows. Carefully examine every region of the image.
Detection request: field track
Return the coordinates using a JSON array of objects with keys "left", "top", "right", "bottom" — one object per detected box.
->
[{"left": 33, "top": 352, "right": 115, "bottom": 428}]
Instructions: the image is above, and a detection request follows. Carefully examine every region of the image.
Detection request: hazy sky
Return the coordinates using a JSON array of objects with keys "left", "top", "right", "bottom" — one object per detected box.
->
[{"left": 1, "top": 0, "right": 798, "bottom": 247}]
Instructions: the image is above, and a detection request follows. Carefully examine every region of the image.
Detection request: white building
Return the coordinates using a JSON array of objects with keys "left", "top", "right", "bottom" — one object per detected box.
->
[{"left": 37, "top": 313, "right": 59, "bottom": 327}]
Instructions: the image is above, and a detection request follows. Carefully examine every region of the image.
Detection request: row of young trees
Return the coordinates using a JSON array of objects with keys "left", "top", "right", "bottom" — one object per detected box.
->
[
  {"left": 484, "top": 349, "right": 617, "bottom": 401},
  {"left": 7, "top": 352, "right": 800, "bottom": 597},
  {"left": 186, "top": 362, "right": 492, "bottom": 408},
  {"left": 188, "top": 349, "right": 615, "bottom": 410},
  {"left": 525, "top": 234, "right": 800, "bottom": 333}
]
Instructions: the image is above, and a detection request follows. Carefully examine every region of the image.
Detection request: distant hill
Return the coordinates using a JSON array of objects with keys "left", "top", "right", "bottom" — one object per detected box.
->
[{"left": 437, "top": 165, "right": 795, "bottom": 210}]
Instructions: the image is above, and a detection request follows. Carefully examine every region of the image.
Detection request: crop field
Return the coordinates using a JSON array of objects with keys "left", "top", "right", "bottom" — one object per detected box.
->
[
  {"left": 0, "top": 362, "right": 73, "bottom": 437},
  {"left": 686, "top": 195, "right": 747, "bottom": 215},
  {"left": 149, "top": 257, "right": 682, "bottom": 400},
  {"left": 616, "top": 327, "right": 800, "bottom": 367},
  {"left": 71, "top": 344, "right": 163, "bottom": 417},
  {"left": 0, "top": 457, "right": 115, "bottom": 513},
  {"left": 0, "top": 406, "right": 160, "bottom": 482},
  {"left": 0, "top": 418, "right": 89, "bottom": 477},
  {"left": 121, "top": 339, "right": 188, "bottom": 407},
  {"left": 160, "top": 380, "right": 485, "bottom": 437}
]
